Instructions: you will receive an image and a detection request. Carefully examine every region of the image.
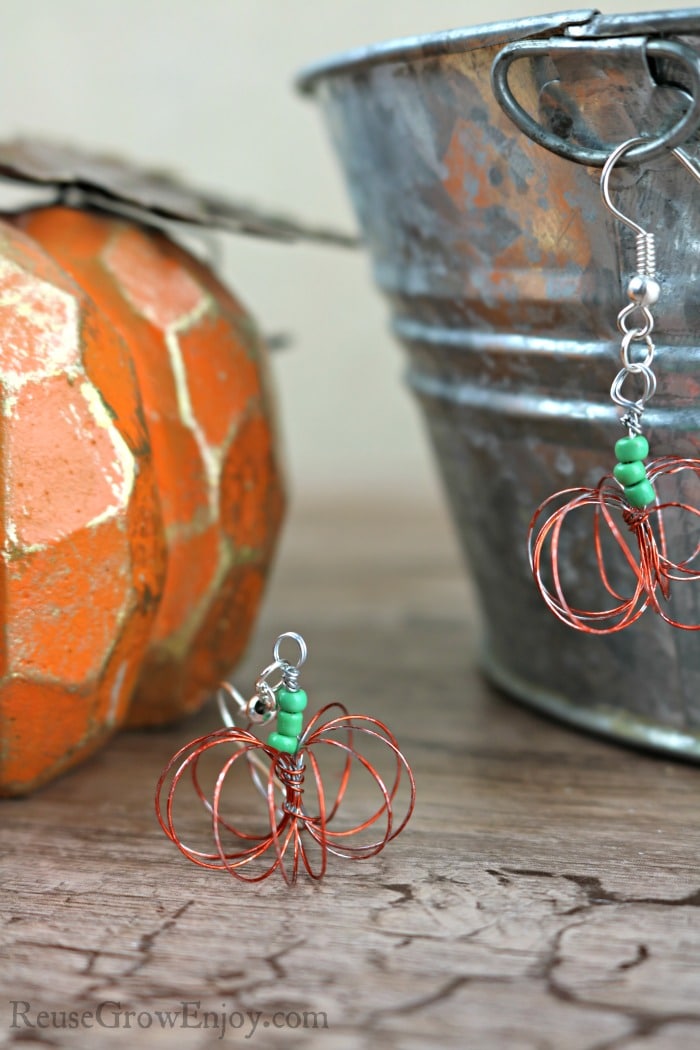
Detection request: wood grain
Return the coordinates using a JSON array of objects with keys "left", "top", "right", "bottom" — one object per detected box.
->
[{"left": 2, "top": 497, "right": 700, "bottom": 1050}]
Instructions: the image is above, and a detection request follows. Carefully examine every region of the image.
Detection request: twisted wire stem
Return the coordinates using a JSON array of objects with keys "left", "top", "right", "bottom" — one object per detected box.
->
[
  {"left": 621, "top": 405, "right": 645, "bottom": 437},
  {"left": 282, "top": 661, "right": 300, "bottom": 691}
]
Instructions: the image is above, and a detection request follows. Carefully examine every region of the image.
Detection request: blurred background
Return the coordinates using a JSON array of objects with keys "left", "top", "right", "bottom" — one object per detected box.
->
[{"left": 0, "top": 0, "right": 684, "bottom": 507}]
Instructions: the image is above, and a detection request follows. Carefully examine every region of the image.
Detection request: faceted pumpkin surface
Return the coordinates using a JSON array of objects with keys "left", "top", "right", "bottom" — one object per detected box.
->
[
  {"left": 0, "top": 218, "right": 166, "bottom": 795},
  {"left": 16, "top": 207, "right": 285, "bottom": 726}
]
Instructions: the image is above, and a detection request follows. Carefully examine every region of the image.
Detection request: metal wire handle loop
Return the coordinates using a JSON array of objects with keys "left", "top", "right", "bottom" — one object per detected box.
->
[{"left": 491, "top": 38, "right": 700, "bottom": 167}]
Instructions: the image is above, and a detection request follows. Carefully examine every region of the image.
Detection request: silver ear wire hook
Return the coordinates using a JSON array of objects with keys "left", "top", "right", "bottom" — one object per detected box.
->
[
  {"left": 601, "top": 137, "right": 700, "bottom": 284},
  {"left": 601, "top": 137, "right": 700, "bottom": 436},
  {"left": 215, "top": 681, "right": 284, "bottom": 807},
  {"left": 601, "top": 138, "right": 659, "bottom": 328},
  {"left": 216, "top": 681, "right": 247, "bottom": 728},
  {"left": 217, "top": 634, "right": 309, "bottom": 733},
  {"left": 214, "top": 634, "right": 310, "bottom": 820},
  {"left": 672, "top": 146, "right": 700, "bottom": 186},
  {"left": 601, "top": 138, "right": 653, "bottom": 234}
]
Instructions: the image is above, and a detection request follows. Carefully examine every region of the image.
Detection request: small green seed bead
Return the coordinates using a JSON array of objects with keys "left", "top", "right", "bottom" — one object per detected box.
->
[
  {"left": 276, "top": 710, "right": 303, "bottom": 738},
  {"left": 277, "top": 687, "right": 308, "bottom": 714},
  {"left": 614, "top": 434, "right": 649, "bottom": 462},
  {"left": 613, "top": 460, "right": 647, "bottom": 486},
  {"left": 624, "top": 479, "right": 656, "bottom": 509},
  {"left": 267, "top": 731, "right": 299, "bottom": 754}
]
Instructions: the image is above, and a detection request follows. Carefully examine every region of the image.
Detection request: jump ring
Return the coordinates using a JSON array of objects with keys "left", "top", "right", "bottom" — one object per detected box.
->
[
  {"left": 620, "top": 330, "right": 655, "bottom": 371},
  {"left": 273, "top": 631, "right": 308, "bottom": 669},
  {"left": 610, "top": 365, "right": 656, "bottom": 410},
  {"left": 248, "top": 681, "right": 277, "bottom": 724},
  {"left": 617, "top": 303, "right": 654, "bottom": 339}
]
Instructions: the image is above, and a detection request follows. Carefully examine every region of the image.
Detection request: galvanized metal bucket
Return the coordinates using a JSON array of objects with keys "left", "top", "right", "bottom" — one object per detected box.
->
[{"left": 299, "top": 9, "right": 700, "bottom": 759}]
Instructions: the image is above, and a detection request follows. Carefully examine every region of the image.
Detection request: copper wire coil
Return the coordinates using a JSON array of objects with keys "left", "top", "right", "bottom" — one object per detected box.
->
[
  {"left": 155, "top": 702, "right": 415, "bottom": 884},
  {"left": 529, "top": 456, "right": 700, "bottom": 634}
]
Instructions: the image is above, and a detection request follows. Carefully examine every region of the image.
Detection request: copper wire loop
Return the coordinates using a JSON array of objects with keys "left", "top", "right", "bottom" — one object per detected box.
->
[
  {"left": 155, "top": 703, "right": 416, "bottom": 884},
  {"left": 528, "top": 456, "right": 700, "bottom": 634}
]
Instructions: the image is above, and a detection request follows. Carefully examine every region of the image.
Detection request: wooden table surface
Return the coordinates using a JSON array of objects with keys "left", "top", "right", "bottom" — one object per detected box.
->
[{"left": 2, "top": 497, "right": 700, "bottom": 1050}]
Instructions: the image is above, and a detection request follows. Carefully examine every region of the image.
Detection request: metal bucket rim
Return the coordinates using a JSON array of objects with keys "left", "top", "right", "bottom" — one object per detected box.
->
[
  {"left": 296, "top": 9, "right": 595, "bottom": 94},
  {"left": 296, "top": 7, "right": 700, "bottom": 95}
]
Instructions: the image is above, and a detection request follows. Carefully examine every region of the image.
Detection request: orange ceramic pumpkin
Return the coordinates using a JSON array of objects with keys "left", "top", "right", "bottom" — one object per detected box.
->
[{"left": 0, "top": 206, "right": 285, "bottom": 796}]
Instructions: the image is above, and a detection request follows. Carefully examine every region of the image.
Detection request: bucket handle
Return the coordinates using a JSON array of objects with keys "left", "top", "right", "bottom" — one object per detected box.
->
[{"left": 491, "top": 37, "right": 700, "bottom": 166}]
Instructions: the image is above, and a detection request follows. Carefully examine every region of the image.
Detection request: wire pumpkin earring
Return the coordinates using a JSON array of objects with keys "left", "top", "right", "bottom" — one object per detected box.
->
[
  {"left": 155, "top": 632, "right": 415, "bottom": 883},
  {"left": 529, "top": 137, "right": 700, "bottom": 633}
]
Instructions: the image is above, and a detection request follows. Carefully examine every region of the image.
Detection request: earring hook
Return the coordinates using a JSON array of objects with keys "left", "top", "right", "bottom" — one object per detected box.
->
[
  {"left": 601, "top": 135, "right": 700, "bottom": 236},
  {"left": 673, "top": 146, "right": 700, "bottom": 185},
  {"left": 600, "top": 137, "right": 649, "bottom": 237}
]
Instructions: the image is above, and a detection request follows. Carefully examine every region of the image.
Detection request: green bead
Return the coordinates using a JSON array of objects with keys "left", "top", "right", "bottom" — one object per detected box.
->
[
  {"left": 613, "top": 460, "right": 647, "bottom": 486},
  {"left": 267, "top": 731, "right": 299, "bottom": 754},
  {"left": 624, "top": 479, "right": 656, "bottom": 509},
  {"left": 614, "top": 435, "right": 649, "bottom": 462},
  {"left": 276, "top": 710, "right": 303, "bottom": 737},
  {"left": 277, "top": 687, "right": 307, "bottom": 713}
]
